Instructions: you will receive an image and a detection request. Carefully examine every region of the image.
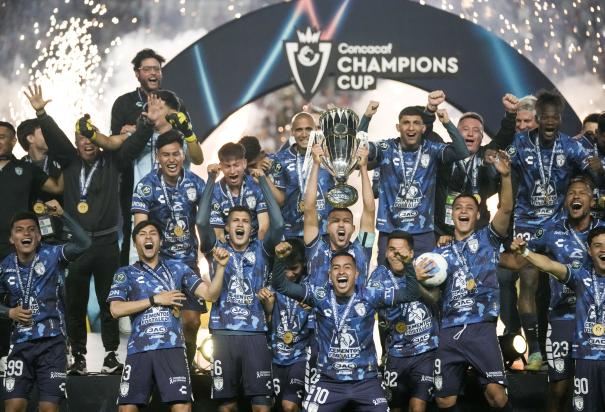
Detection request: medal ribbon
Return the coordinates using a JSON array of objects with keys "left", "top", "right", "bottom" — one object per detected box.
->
[
  {"left": 590, "top": 269, "right": 605, "bottom": 326},
  {"left": 226, "top": 179, "right": 246, "bottom": 208},
  {"left": 329, "top": 290, "right": 357, "bottom": 341},
  {"left": 451, "top": 238, "right": 474, "bottom": 281},
  {"left": 397, "top": 142, "right": 423, "bottom": 197},
  {"left": 281, "top": 296, "right": 297, "bottom": 333},
  {"left": 453, "top": 154, "right": 479, "bottom": 196},
  {"left": 79, "top": 159, "right": 100, "bottom": 201},
  {"left": 534, "top": 133, "right": 557, "bottom": 189},
  {"left": 139, "top": 261, "right": 176, "bottom": 291},
  {"left": 14, "top": 254, "right": 39, "bottom": 310},
  {"left": 296, "top": 150, "right": 323, "bottom": 207},
  {"left": 568, "top": 221, "right": 590, "bottom": 255},
  {"left": 160, "top": 173, "right": 183, "bottom": 229}
]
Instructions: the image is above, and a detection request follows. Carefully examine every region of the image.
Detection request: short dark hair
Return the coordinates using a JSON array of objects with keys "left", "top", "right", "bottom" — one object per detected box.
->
[
  {"left": 568, "top": 176, "right": 595, "bottom": 193},
  {"left": 152, "top": 90, "right": 180, "bottom": 111},
  {"left": 132, "top": 48, "right": 166, "bottom": 70},
  {"left": 226, "top": 205, "right": 252, "bottom": 222},
  {"left": 10, "top": 211, "right": 40, "bottom": 231},
  {"left": 328, "top": 207, "right": 354, "bottom": 220},
  {"left": 597, "top": 112, "right": 605, "bottom": 134},
  {"left": 0, "top": 121, "right": 16, "bottom": 138},
  {"left": 453, "top": 193, "right": 480, "bottom": 208},
  {"left": 330, "top": 250, "right": 356, "bottom": 265},
  {"left": 588, "top": 226, "right": 605, "bottom": 246},
  {"left": 218, "top": 142, "right": 246, "bottom": 162},
  {"left": 16, "top": 119, "right": 41, "bottom": 151},
  {"left": 398, "top": 106, "right": 424, "bottom": 121},
  {"left": 156, "top": 129, "right": 183, "bottom": 151},
  {"left": 535, "top": 89, "right": 565, "bottom": 115},
  {"left": 387, "top": 231, "right": 414, "bottom": 249},
  {"left": 131, "top": 220, "right": 163, "bottom": 241},
  {"left": 239, "top": 136, "right": 262, "bottom": 163},
  {"left": 583, "top": 113, "right": 600, "bottom": 126}
]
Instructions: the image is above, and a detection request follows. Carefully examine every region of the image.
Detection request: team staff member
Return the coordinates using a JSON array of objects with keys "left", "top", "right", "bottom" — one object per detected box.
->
[
  {"left": 510, "top": 227, "right": 605, "bottom": 412},
  {"left": 131, "top": 131, "right": 207, "bottom": 367},
  {"left": 17, "top": 119, "right": 65, "bottom": 243},
  {"left": 24, "top": 84, "right": 155, "bottom": 376},
  {"left": 424, "top": 150, "right": 513, "bottom": 411},
  {"left": 197, "top": 165, "right": 284, "bottom": 412},
  {"left": 0, "top": 202, "right": 91, "bottom": 412},
  {"left": 108, "top": 221, "right": 227, "bottom": 412}
]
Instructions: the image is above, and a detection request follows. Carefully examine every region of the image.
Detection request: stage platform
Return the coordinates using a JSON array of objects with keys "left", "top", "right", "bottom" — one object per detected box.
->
[{"left": 0, "top": 370, "right": 549, "bottom": 411}]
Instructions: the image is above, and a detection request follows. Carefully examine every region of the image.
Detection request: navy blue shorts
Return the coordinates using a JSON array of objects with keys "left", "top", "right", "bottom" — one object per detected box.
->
[
  {"left": 3, "top": 335, "right": 67, "bottom": 403},
  {"left": 303, "top": 376, "right": 388, "bottom": 411},
  {"left": 434, "top": 322, "right": 507, "bottom": 398},
  {"left": 211, "top": 334, "right": 273, "bottom": 403},
  {"left": 273, "top": 361, "right": 306, "bottom": 405},
  {"left": 546, "top": 319, "right": 574, "bottom": 382},
  {"left": 572, "top": 359, "right": 605, "bottom": 412},
  {"left": 182, "top": 262, "right": 207, "bottom": 312},
  {"left": 118, "top": 347, "right": 192, "bottom": 405},
  {"left": 305, "top": 334, "right": 320, "bottom": 393},
  {"left": 513, "top": 222, "right": 539, "bottom": 242},
  {"left": 383, "top": 350, "right": 435, "bottom": 406}
]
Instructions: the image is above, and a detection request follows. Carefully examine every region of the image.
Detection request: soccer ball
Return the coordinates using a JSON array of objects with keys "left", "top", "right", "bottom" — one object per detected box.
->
[{"left": 416, "top": 252, "right": 448, "bottom": 287}]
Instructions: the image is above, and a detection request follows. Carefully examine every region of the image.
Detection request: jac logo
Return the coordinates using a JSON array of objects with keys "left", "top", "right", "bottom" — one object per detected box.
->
[
  {"left": 146, "top": 326, "right": 167, "bottom": 335},
  {"left": 334, "top": 362, "right": 356, "bottom": 370},
  {"left": 231, "top": 307, "right": 250, "bottom": 317}
]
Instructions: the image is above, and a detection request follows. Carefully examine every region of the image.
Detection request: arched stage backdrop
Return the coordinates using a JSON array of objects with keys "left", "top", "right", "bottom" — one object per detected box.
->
[{"left": 162, "top": 0, "right": 580, "bottom": 138}]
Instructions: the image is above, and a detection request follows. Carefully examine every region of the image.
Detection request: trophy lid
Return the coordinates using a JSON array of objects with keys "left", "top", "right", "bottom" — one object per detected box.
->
[{"left": 319, "top": 108, "right": 359, "bottom": 138}]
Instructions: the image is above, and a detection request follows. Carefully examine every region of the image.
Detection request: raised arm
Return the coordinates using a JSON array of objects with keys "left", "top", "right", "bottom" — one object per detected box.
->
[
  {"left": 486, "top": 150, "right": 513, "bottom": 237},
  {"left": 510, "top": 238, "right": 568, "bottom": 281},
  {"left": 166, "top": 111, "right": 204, "bottom": 165},
  {"left": 392, "top": 261, "right": 421, "bottom": 304},
  {"left": 43, "top": 200, "right": 91, "bottom": 261},
  {"left": 195, "top": 247, "right": 228, "bottom": 302},
  {"left": 357, "top": 146, "right": 375, "bottom": 234},
  {"left": 439, "top": 109, "right": 470, "bottom": 163},
  {"left": 75, "top": 114, "right": 129, "bottom": 151},
  {"left": 486, "top": 94, "right": 518, "bottom": 150},
  {"left": 252, "top": 170, "right": 284, "bottom": 253},
  {"left": 195, "top": 166, "right": 219, "bottom": 253},
  {"left": 271, "top": 242, "right": 309, "bottom": 302},
  {"left": 24, "top": 85, "right": 78, "bottom": 167},
  {"left": 303, "top": 144, "right": 323, "bottom": 245}
]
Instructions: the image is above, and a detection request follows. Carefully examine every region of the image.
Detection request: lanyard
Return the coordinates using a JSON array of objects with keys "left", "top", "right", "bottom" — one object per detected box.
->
[
  {"left": 139, "top": 261, "right": 176, "bottom": 291},
  {"left": 226, "top": 179, "right": 246, "bottom": 208},
  {"left": 453, "top": 154, "right": 479, "bottom": 194},
  {"left": 79, "top": 159, "right": 100, "bottom": 200},
  {"left": 451, "top": 238, "right": 472, "bottom": 278},
  {"left": 397, "top": 142, "right": 423, "bottom": 193},
  {"left": 14, "top": 254, "right": 39, "bottom": 309},
  {"left": 534, "top": 133, "right": 557, "bottom": 188},
  {"left": 159, "top": 174, "right": 182, "bottom": 223},
  {"left": 591, "top": 270, "right": 605, "bottom": 324},
  {"left": 281, "top": 295, "right": 298, "bottom": 332},
  {"left": 329, "top": 290, "right": 356, "bottom": 340}
]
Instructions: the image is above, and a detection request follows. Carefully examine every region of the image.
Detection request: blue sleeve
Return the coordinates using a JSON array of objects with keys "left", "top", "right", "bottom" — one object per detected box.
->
[
  {"left": 392, "top": 262, "right": 421, "bottom": 305},
  {"left": 268, "top": 158, "right": 286, "bottom": 190},
  {"left": 527, "top": 230, "right": 548, "bottom": 253},
  {"left": 107, "top": 270, "right": 130, "bottom": 302},
  {"left": 195, "top": 173, "right": 218, "bottom": 253},
  {"left": 272, "top": 257, "right": 311, "bottom": 304},
  {"left": 132, "top": 178, "right": 152, "bottom": 214},
  {"left": 180, "top": 264, "right": 202, "bottom": 293},
  {"left": 441, "top": 122, "right": 470, "bottom": 164}
]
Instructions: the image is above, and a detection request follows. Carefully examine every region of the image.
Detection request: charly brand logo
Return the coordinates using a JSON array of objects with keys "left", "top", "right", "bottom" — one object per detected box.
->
[{"left": 284, "top": 27, "right": 333, "bottom": 101}]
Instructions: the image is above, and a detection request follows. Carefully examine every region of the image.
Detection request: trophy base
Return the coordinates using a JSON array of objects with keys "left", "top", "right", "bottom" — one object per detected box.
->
[{"left": 327, "top": 184, "right": 359, "bottom": 208}]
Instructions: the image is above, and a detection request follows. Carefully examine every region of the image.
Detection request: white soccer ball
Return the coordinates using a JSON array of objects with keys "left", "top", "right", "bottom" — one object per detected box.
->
[{"left": 416, "top": 252, "right": 448, "bottom": 287}]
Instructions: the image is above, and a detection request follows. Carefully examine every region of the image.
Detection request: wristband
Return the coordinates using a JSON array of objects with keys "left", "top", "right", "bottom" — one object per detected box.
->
[
  {"left": 149, "top": 295, "right": 156, "bottom": 306},
  {"left": 184, "top": 133, "right": 197, "bottom": 143},
  {"left": 36, "top": 109, "right": 46, "bottom": 117},
  {"left": 522, "top": 248, "right": 530, "bottom": 257}
]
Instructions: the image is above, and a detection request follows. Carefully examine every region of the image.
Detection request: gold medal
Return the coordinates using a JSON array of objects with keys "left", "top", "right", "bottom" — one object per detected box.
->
[
  {"left": 33, "top": 202, "right": 46, "bottom": 215},
  {"left": 593, "top": 323, "right": 605, "bottom": 337},
  {"left": 173, "top": 226, "right": 184, "bottom": 237},
  {"left": 473, "top": 194, "right": 481, "bottom": 204},
  {"left": 466, "top": 278, "right": 476, "bottom": 291},
  {"left": 172, "top": 306, "right": 181, "bottom": 318},
  {"left": 297, "top": 200, "right": 305, "bottom": 213},
  {"left": 395, "top": 322, "right": 407, "bottom": 334},
  {"left": 283, "top": 331, "right": 294, "bottom": 345},
  {"left": 77, "top": 201, "right": 89, "bottom": 214}
]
